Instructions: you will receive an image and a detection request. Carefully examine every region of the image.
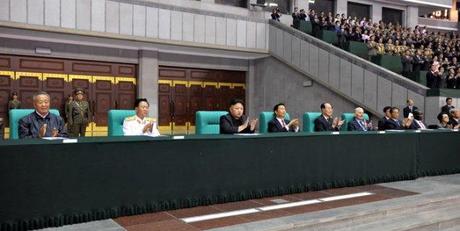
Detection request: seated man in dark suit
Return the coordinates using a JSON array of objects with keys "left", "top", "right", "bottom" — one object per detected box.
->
[
  {"left": 268, "top": 103, "right": 299, "bottom": 133},
  {"left": 18, "top": 91, "right": 67, "bottom": 138},
  {"left": 383, "top": 107, "right": 413, "bottom": 130},
  {"left": 314, "top": 102, "right": 344, "bottom": 131},
  {"left": 378, "top": 106, "right": 392, "bottom": 131},
  {"left": 450, "top": 108, "right": 460, "bottom": 129},
  {"left": 441, "top": 97, "right": 455, "bottom": 114},
  {"left": 403, "top": 98, "right": 418, "bottom": 118},
  {"left": 220, "top": 99, "right": 258, "bottom": 134},
  {"left": 348, "top": 107, "right": 373, "bottom": 131},
  {"left": 409, "top": 110, "right": 427, "bottom": 130}
]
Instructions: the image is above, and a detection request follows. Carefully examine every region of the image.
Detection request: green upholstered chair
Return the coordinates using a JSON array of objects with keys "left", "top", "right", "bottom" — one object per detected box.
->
[
  {"left": 340, "top": 113, "right": 369, "bottom": 131},
  {"left": 302, "top": 112, "right": 322, "bottom": 132},
  {"left": 195, "top": 111, "right": 228, "bottom": 135},
  {"left": 299, "top": 21, "right": 312, "bottom": 35},
  {"left": 9, "top": 109, "right": 61, "bottom": 140},
  {"left": 259, "top": 112, "right": 291, "bottom": 133},
  {"left": 108, "top": 110, "right": 136, "bottom": 136}
]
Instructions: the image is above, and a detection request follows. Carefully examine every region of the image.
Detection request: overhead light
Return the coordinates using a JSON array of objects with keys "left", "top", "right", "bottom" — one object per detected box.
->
[
  {"left": 268, "top": 3, "right": 278, "bottom": 7},
  {"left": 309, "top": 0, "right": 315, "bottom": 3}
]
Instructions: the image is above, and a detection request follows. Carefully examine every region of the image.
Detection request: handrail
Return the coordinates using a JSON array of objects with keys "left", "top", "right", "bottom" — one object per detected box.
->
[{"left": 269, "top": 20, "right": 430, "bottom": 96}]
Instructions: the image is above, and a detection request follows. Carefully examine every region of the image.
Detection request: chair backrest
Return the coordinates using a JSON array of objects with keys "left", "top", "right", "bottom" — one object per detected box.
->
[
  {"left": 9, "top": 109, "right": 61, "bottom": 140},
  {"left": 195, "top": 111, "right": 228, "bottom": 135},
  {"left": 108, "top": 110, "right": 136, "bottom": 136},
  {"left": 340, "top": 113, "right": 369, "bottom": 131},
  {"left": 302, "top": 112, "right": 322, "bottom": 132},
  {"left": 259, "top": 112, "right": 291, "bottom": 133}
]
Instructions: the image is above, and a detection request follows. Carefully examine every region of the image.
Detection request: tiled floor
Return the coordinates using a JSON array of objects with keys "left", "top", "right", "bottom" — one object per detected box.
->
[{"left": 113, "top": 185, "right": 417, "bottom": 231}]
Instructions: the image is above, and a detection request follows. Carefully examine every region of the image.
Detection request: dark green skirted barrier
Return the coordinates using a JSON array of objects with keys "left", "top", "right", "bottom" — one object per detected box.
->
[
  {"left": 427, "top": 88, "right": 460, "bottom": 97},
  {"left": 415, "top": 71, "right": 428, "bottom": 87},
  {"left": 299, "top": 21, "right": 312, "bottom": 35},
  {"left": 346, "top": 41, "right": 369, "bottom": 60},
  {"left": 319, "top": 30, "right": 338, "bottom": 45},
  {"left": 371, "top": 54, "right": 403, "bottom": 74},
  {"left": 0, "top": 131, "right": 459, "bottom": 231},
  {"left": 417, "top": 131, "right": 460, "bottom": 177}
]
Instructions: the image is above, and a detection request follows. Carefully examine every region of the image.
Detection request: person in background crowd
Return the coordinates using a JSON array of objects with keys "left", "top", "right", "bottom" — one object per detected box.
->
[
  {"left": 403, "top": 99, "right": 418, "bottom": 118},
  {"left": 441, "top": 97, "right": 455, "bottom": 114},
  {"left": 271, "top": 8, "right": 281, "bottom": 22},
  {"left": 8, "top": 92, "right": 21, "bottom": 110}
]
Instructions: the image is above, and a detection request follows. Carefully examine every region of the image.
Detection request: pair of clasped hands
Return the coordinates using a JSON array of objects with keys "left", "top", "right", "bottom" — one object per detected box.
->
[{"left": 38, "top": 124, "right": 59, "bottom": 138}]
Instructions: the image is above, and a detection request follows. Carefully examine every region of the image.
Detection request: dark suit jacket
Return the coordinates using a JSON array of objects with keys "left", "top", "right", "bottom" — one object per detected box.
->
[
  {"left": 268, "top": 118, "right": 296, "bottom": 133},
  {"left": 314, "top": 115, "right": 339, "bottom": 132},
  {"left": 348, "top": 118, "right": 371, "bottom": 131},
  {"left": 441, "top": 105, "right": 455, "bottom": 114},
  {"left": 410, "top": 119, "right": 426, "bottom": 129},
  {"left": 403, "top": 106, "right": 418, "bottom": 118},
  {"left": 450, "top": 118, "right": 459, "bottom": 127},
  {"left": 378, "top": 117, "right": 388, "bottom": 131},
  {"left": 219, "top": 114, "right": 254, "bottom": 134},
  {"left": 383, "top": 119, "right": 404, "bottom": 130}
]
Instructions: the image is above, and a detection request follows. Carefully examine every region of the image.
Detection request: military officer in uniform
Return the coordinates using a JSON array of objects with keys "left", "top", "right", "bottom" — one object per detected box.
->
[
  {"left": 123, "top": 98, "right": 160, "bottom": 136},
  {"left": 8, "top": 92, "right": 21, "bottom": 110},
  {"left": 68, "top": 89, "right": 91, "bottom": 137}
]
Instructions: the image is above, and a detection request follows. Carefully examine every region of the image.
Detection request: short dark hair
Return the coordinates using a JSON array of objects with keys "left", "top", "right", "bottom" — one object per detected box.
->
[
  {"left": 320, "top": 103, "right": 332, "bottom": 110},
  {"left": 134, "top": 98, "right": 149, "bottom": 108},
  {"left": 437, "top": 112, "right": 448, "bottom": 123},
  {"left": 273, "top": 103, "right": 285, "bottom": 112},
  {"left": 446, "top": 97, "right": 452, "bottom": 102},
  {"left": 33, "top": 91, "right": 50, "bottom": 101},
  {"left": 229, "top": 99, "right": 244, "bottom": 107},
  {"left": 383, "top": 106, "right": 392, "bottom": 113},
  {"left": 390, "top": 107, "right": 399, "bottom": 114},
  {"left": 413, "top": 110, "right": 423, "bottom": 120}
]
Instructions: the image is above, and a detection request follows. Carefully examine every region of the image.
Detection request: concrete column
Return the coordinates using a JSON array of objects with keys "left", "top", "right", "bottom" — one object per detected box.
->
[
  {"left": 372, "top": 3, "right": 382, "bottom": 23},
  {"left": 406, "top": 6, "right": 418, "bottom": 28},
  {"left": 138, "top": 50, "right": 159, "bottom": 118},
  {"left": 246, "top": 59, "right": 256, "bottom": 119},
  {"left": 335, "top": 0, "right": 347, "bottom": 16}
]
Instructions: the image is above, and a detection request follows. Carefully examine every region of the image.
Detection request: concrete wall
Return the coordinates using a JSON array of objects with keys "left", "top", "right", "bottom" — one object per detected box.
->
[
  {"left": 0, "top": 0, "right": 269, "bottom": 51},
  {"left": 249, "top": 56, "right": 357, "bottom": 125}
]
